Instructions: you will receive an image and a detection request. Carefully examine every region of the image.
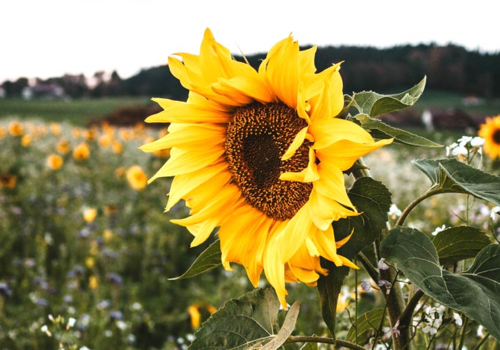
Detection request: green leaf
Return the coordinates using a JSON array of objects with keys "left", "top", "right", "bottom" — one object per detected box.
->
[
  {"left": 189, "top": 288, "right": 300, "bottom": 350},
  {"left": 319, "top": 177, "right": 392, "bottom": 336},
  {"left": 413, "top": 158, "right": 500, "bottom": 206},
  {"left": 350, "top": 76, "right": 426, "bottom": 117},
  {"left": 354, "top": 114, "right": 442, "bottom": 148},
  {"left": 381, "top": 227, "right": 500, "bottom": 341},
  {"left": 169, "top": 240, "right": 221, "bottom": 280},
  {"left": 346, "top": 308, "right": 386, "bottom": 344},
  {"left": 433, "top": 226, "right": 492, "bottom": 265},
  {"left": 261, "top": 301, "right": 300, "bottom": 350},
  {"left": 189, "top": 288, "right": 279, "bottom": 349}
]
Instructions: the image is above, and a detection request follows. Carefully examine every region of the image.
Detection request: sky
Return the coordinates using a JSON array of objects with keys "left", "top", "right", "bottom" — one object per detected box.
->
[{"left": 1, "top": 0, "right": 499, "bottom": 83}]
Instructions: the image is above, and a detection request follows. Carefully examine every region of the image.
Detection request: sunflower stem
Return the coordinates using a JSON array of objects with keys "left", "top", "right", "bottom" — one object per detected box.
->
[
  {"left": 284, "top": 336, "right": 365, "bottom": 350},
  {"left": 357, "top": 252, "right": 379, "bottom": 283},
  {"left": 396, "top": 187, "right": 448, "bottom": 227}
]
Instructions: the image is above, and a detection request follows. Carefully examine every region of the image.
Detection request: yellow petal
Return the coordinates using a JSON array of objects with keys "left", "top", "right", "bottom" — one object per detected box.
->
[
  {"left": 146, "top": 100, "right": 230, "bottom": 124},
  {"left": 311, "top": 118, "right": 375, "bottom": 150},
  {"left": 317, "top": 138, "right": 393, "bottom": 171},
  {"left": 149, "top": 146, "right": 224, "bottom": 182},
  {"left": 166, "top": 162, "right": 227, "bottom": 211},
  {"left": 280, "top": 147, "right": 319, "bottom": 182},
  {"left": 275, "top": 203, "right": 313, "bottom": 262},
  {"left": 281, "top": 126, "right": 309, "bottom": 160}
]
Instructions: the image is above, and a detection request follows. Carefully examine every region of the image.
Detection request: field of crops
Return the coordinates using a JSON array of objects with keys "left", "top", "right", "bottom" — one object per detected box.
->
[{"left": 1, "top": 96, "right": 499, "bottom": 349}]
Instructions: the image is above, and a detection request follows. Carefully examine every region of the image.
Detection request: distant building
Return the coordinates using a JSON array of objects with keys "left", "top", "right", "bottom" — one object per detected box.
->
[
  {"left": 22, "top": 84, "right": 66, "bottom": 100},
  {"left": 0, "top": 86, "right": 5, "bottom": 98}
]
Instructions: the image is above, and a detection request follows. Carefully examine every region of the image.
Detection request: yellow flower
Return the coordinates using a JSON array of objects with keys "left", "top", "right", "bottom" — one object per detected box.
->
[
  {"left": 83, "top": 128, "right": 97, "bottom": 141},
  {"left": 126, "top": 165, "right": 148, "bottom": 190},
  {"left": 71, "top": 128, "right": 81, "bottom": 138},
  {"left": 478, "top": 115, "right": 500, "bottom": 159},
  {"left": 154, "top": 148, "right": 170, "bottom": 158},
  {"left": 142, "top": 29, "right": 392, "bottom": 307},
  {"left": 187, "top": 305, "right": 201, "bottom": 329},
  {"left": 111, "top": 141, "right": 123, "bottom": 154},
  {"left": 103, "top": 229, "right": 113, "bottom": 242},
  {"left": 0, "top": 127, "right": 7, "bottom": 139},
  {"left": 115, "top": 167, "right": 126, "bottom": 178},
  {"left": 89, "top": 276, "right": 99, "bottom": 290},
  {"left": 21, "top": 134, "right": 31, "bottom": 147},
  {"left": 99, "top": 134, "right": 112, "bottom": 148},
  {"left": 0, "top": 173, "right": 17, "bottom": 189},
  {"left": 73, "top": 143, "right": 90, "bottom": 161},
  {"left": 8, "top": 121, "right": 23, "bottom": 136},
  {"left": 50, "top": 123, "right": 62, "bottom": 136},
  {"left": 85, "top": 257, "right": 95, "bottom": 269},
  {"left": 83, "top": 207, "right": 98, "bottom": 223},
  {"left": 38, "top": 125, "right": 47, "bottom": 135},
  {"left": 119, "top": 129, "right": 133, "bottom": 141},
  {"left": 56, "top": 139, "right": 71, "bottom": 154},
  {"left": 46, "top": 154, "right": 63, "bottom": 170}
]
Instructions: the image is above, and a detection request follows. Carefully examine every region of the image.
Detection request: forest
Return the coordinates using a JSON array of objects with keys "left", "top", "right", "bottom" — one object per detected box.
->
[{"left": 2, "top": 43, "right": 500, "bottom": 101}]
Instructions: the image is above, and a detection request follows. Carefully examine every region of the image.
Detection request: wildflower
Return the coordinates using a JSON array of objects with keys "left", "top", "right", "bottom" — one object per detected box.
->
[
  {"left": 188, "top": 305, "right": 201, "bottom": 329},
  {"left": 21, "top": 134, "right": 31, "bottom": 147},
  {"left": 141, "top": 29, "right": 392, "bottom": 307},
  {"left": 89, "top": 276, "right": 98, "bottom": 290},
  {"left": 111, "top": 140, "right": 123, "bottom": 154},
  {"left": 0, "top": 282, "right": 13, "bottom": 297},
  {"left": 115, "top": 167, "right": 126, "bottom": 178},
  {"left": 378, "top": 258, "right": 390, "bottom": 270},
  {"left": 67, "top": 317, "right": 77, "bottom": 329},
  {"left": 41, "top": 325, "right": 52, "bottom": 337},
  {"left": 56, "top": 139, "right": 71, "bottom": 154},
  {"left": 431, "top": 224, "right": 447, "bottom": 236},
  {"left": 0, "top": 127, "right": 6, "bottom": 138},
  {"left": 388, "top": 203, "right": 402, "bottom": 219},
  {"left": 0, "top": 173, "right": 17, "bottom": 189},
  {"left": 83, "top": 129, "right": 97, "bottom": 141},
  {"left": 478, "top": 115, "right": 500, "bottom": 159},
  {"left": 73, "top": 143, "right": 90, "bottom": 161},
  {"left": 360, "top": 278, "right": 372, "bottom": 292},
  {"left": 453, "top": 312, "right": 463, "bottom": 327},
  {"left": 85, "top": 257, "right": 95, "bottom": 269},
  {"left": 83, "top": 207, "right": 98, "bottom": 223},
  {"left": 99, "top": 134, "right": 112, "bottom": 147},
  {"left": 50, "top": 123, "right": 62, "bottom": 136},
  {"left": 8, "top": 121, "right": 23, "bottom": 136},
  {"left": 126, "top": 165, "right": 148, "bottom": 190},
  {"left": 46, "top": 154, "right": 63, "bottom": 170},
  {"left": 103, "top": 229, "right": 113, "bottom": 242},
  {"left": 491, "top": 206, "right": 500, "bottom": 221}
]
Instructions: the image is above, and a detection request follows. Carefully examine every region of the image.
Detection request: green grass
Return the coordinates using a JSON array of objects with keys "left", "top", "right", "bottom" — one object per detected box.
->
[
  {"left": 412, "top": 90, "right": 500, "bottom": 116},
  {"left": 0, "top": 97, "right": 152, "bottom": 126}
]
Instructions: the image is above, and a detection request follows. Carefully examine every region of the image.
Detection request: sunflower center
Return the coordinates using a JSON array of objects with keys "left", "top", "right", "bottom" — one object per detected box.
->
[
  {"left": 225, "top": 103, "right": 312, "bottom": 221},
  {"left": 493, "top": 130, "right": 500, "bottom": 145}
]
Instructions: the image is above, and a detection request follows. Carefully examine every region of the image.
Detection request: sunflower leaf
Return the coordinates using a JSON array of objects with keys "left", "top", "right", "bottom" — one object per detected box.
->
[
  {"left": 346, "top": 308, "right": 386, "bottom": 344},
  {"left": 319, "top": 177, "right": 391, "bottom": 336},
  {"left": 433, "top": 226, "right": 491, "bottom": 266},
  {"left": 350, "top": 76, "right": 426, "bottom": 117},
  {"left": 169, "top": 240, "right": 221, "bottom": 280},
  {"left": 189, "top": 288, "right": 298, "bottom": 350},
  {"left": 381, "top": 227, "right": 500, "bottom": 341},
  {"left": 413, "top": 158, "right": 500, "bottom": 206},
  {"left": 354, "top": 114, "right": 442, "bottom": 148}
]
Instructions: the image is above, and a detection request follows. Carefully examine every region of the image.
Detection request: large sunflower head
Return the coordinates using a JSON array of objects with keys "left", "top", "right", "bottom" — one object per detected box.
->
[
  {"left": 142, "top": 29, "right": 392, "bottom": 307},
  {"left": 478, "top": 115, "right": 500, "bottom": 160}
]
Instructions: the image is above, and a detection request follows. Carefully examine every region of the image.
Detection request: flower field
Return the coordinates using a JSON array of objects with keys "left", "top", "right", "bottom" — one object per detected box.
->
[{"left": 1, "top": 115, "right": 499, "bottom": 349}]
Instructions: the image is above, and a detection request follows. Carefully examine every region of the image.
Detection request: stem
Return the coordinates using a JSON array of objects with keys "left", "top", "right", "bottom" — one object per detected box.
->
[
  {"left": 396, "top": 188, "right": 448, "bottom": 227},
  {"left": 472, "top": 332, "right": 491, "bottom": 350},
  {"left": 398, "top": 289, "right": 425, "bottom": 334},
  {"left": 285, "top": 336, "right": 365, "bottom": 350},
  {"left": 458, "top": 316, "right": 469, "bottom": 350},
  {"left": 357, "top": 252, "right": 379, "bottom": 283}
]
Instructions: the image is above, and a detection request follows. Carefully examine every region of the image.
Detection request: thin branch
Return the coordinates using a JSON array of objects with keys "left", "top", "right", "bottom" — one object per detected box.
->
[
  {"left": 285, "top": 336, "right": 365, "bottom": 350},
  {"left": 472, "top": 332, "right": 491, "bottom": 350},
  {"left": 396, "top": 188, "right": 448, "bottom": 227},
  {"left": 357, "top": 251, "right": 379, "bottom": 283},
  {"left": 399, "top": 289, "right": 425, "bottom": 331}
]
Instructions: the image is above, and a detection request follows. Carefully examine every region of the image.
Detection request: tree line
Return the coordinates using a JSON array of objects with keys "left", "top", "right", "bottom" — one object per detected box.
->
[{"left": 2, "top": 43, "right": 500, "bottom": 100}]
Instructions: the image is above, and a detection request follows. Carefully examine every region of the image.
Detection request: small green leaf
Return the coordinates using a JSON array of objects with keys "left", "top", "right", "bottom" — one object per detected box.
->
[
  {"left": 346, "top": 308, "right": 386, "bottom": 344},
  {"left": 169, "top": 240, "right": 221, "bottom": 280},
  {"left": 381, "top": 227, "right": 500, "bottom": 341},
  {"left": 319, "top": 177, "right": 392, "bottom": 336},
  {"left": 413, "top": 158, "right": 500, "bottom": 206},
  {"left": 261, "top": 301, "right": 300, "bottom": 350},
  {"left": 350, "top": 77, "right": 426, "bottom": 117},
  {"left": 433, "top": 226, "right": 491, "bottom": 265},
  {"left": 189, "top": 288, "right": 280, "bottom": 349},
  {"left": 354, "top": 114, "right": 442, "bottom": 148}
]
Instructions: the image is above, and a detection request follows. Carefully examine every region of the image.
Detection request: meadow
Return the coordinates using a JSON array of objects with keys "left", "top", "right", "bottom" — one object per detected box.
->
[{"left": 0, "top": 94, "right": 499, "bottom": 349}]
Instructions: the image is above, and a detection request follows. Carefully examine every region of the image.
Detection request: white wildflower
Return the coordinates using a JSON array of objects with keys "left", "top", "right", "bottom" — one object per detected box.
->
[
  {"left": 453, "top": 312, "right": 463, "bottom": 327},
  {"left": 471, "top": 137, "right": 485, "bottom": 147},
  {"left": 431, "top": 225, "right": 447, "bottom": 236},
  {"left": 388, "top": 203, "right": 402, "bottom": 219},
  {"left": 490, "top": 206, "right": 500, "bottom": 221}
]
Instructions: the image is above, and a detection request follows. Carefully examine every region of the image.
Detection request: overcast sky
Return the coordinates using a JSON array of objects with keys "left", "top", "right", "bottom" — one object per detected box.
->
[{"left": 1, "top": 0, "right": 498, "bottom": 83}]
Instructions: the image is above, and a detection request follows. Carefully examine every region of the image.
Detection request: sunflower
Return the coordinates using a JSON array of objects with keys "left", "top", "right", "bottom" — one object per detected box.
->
[
  {"left": 478, "top": 115, "right": 500, "bottom": 159},
  {"left": 141, "top": 29, "right": 392, "bottom": 307},
  {"left": 47, "top": 154, "right": 63, "bottom": 170},
  {"left": 126, "top": 165, "right": 148, "bottom": 190}
]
